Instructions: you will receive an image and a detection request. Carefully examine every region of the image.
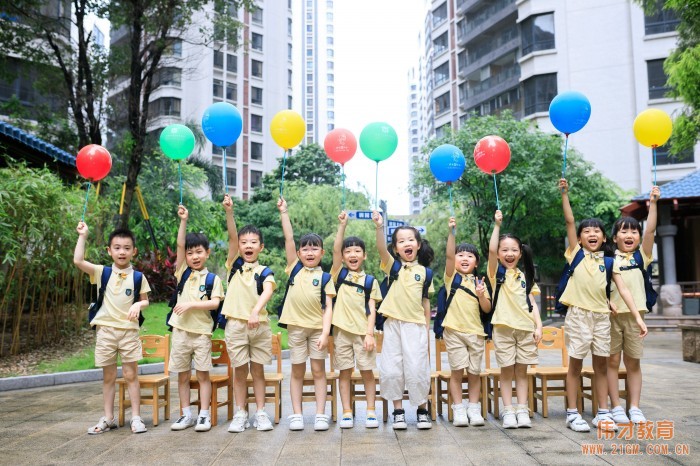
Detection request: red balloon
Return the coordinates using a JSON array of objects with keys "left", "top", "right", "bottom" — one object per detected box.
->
[
  {"left": 473, "top": 136, "right": 511, "bottom": 174},
  {"left": 76, "top": 144, "right": 112, "bottom": 181},
  {"left": 323, "top": 128, "right": 357, "bottom": 165}
]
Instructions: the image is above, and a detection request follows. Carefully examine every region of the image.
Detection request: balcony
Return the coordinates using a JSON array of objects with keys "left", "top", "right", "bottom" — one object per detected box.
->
[
  {"left": 460, "top": 64, "right": 521, "bottom": 110},
  {"left": 457, "top": 30, "right": 519, "bottom": 78},
  {"left": 456, "top": 0, "right": 484, "bottom": 16},
  {"left": 458, "top": 0, "right": 517, "bottom": 46}
]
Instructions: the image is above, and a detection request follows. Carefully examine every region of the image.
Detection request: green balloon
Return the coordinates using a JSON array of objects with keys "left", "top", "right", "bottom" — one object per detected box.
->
[
  {"left": 359, "top": 122, "right": 398, "bottom": 162},
  {"left": 160, "top": 124, "right": 195, "bottom": 160}
]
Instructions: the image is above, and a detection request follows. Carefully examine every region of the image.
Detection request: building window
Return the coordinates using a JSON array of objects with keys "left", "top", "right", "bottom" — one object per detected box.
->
[
  {"left": 327, "top": 37, "right": 334, "bottom": 45},
  {"left": 327, "top": 24, "right": 333, "bottom": 34},
  {"left": 251, "top": 32, "right": 263, "bottom": 51},
  {"left": 165, "top": 40, "right": 182, "bottom": 57},
  {"left": 327, "top": 123, "right": 334, "bottom": 131},
  {"left": 226, "top": 54, "right": 237, "bottom": 73},
  {"left": 289, "top": 43, "right": 293, "bottom": 60},
  {"left": 434, "top": 61, "right": 449, "bottom": 87},
  {"left": 307, "top": 36, "right": 313, "bottom": 45},
  {"left": 251, "top": 114, "right": 263, "bottom": 133},
  {"left": 252, "top": 59, "right": 263, "bottom": 78},
  {"left": 252, "top": 7, "right": 263, "bottom": 24},
  {"left": 644, "top": 2, "right": 680, "bottom": 35},
  {"left": 214, "top": 50, "right": 224, "bottom": 69},
  {"left": 288, "top": 18, "right": 293, "bottom": 35},
  {"left": 432, "top": 2, "right": 447, "bottom": 27},
  {"left": 327, "top": 111, "right": 335, "bottom": 119},
  {"left": 226, "top": 82, "right": 237, "bottom": 101},
  {"left": 251, "top": 142, "right": 263, "bottom": 160},
  {"left": 327, "top": 98, "right": 334, "bottom": 106},
  {"left": 647, "top": 59, "right": 670, "bottom": 100},
  {"left": 214, "top": 143, "right": 237, "bottom": 157},
  {"left": 327, "top": 85, "right": 334, "bottom": 94},
  {"left": 521, "top": 13, "right": 555, "bottom": 56},
  {"left": 251, "top": 170, "right": 263, "bottom": 188},
  {"left": 149, "top": 97, "right": 181, "bottom": 117},
  {"left": 307, "top": 73, "right": 313, "bottom": 81},
  {"left": 327, "top": 73, "right": 334, "bottom": 82},
  {"left": 213, "top": 79, "right": 223, "bottom": 98},
  {"left": 435, "top": 91, "right": 450, "bottom": 115},
  {"left": 225, "top": 168, "right": 237, "bottom": 187},
  {"left": 251, "top": 86, "right": 263, "bottom": 105},
  {"left": 327, "top": 12, "right": 333, "bottom": 21},
  {"left": 288, "top": 69, "right": 293, "bottom": 86},
  {"left": 655, "top": 144, "right": 695, "bottom": 165},
  {"left": 307, "top": 49, "right": 313, "bottom": 57},
  {"left": 523, "top": 73, "right": 557, "bottom": 115},
  {"left": 327, "top": 61, "right": 334, "bottom": 70},
  {"left": 434, "top": 32, "right": 448, "bottom": 55},
  {"left": 288, "top": 95, "right": 293, "bottom": 109},
  {"left": 327, "top": 48, "right": 334, "bottom": 57},
  {"left": 155, "top": 67, "right": 181, "bottom": 87},
  {"left": 306, "top": 61, "right": 314, "bottom": 71}
]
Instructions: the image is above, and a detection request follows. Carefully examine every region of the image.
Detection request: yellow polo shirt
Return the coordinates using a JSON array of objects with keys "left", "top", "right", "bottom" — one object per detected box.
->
[
  {"left": 378, "top": 257, "right": 434, "bottom": 325},
  {"left": 279, "top": 260, "right": 336, "bottom": 330},
  {"left": 442, "top": 271, "right": 490, "bottom": 336},
  {"left": 331, "top": 266, "right": 382, "bottom": 336},
  {"left": 610, "top": 249, "right": 653, "bottom": 314},
  {"left": 90, "top": 264, "right": 151, "bottom": 330},
  {"left": 221, "top": 255, "right": 277, "bottom": 322},
  {"left": 167, "top": 262, "right": 224, "bottom": 335},
  {"left": 559, "top": 244, "right": 620, "bottom": 313},
  {"left": 487, "top": 260, "right": 540, "bottom": 332}
]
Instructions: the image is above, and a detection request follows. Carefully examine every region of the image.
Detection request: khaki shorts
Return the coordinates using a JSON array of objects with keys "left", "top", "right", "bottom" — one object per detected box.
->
[
  {"left": 225, "top": 319, "right": 272, "bottom": 367},
  {"left": 287, "top": 325, "right": 327, "bottom": 364},
  {"left": 610, "top": 312, "right": 644, "bottom": 359},
  {"left": 169, "top": 328, "right": 212, "bottom": 373},
  {"left": 443, "top": 328, "right": 484, "bottom": 375},
  {"left": 94, "top": 326, "right": 142, "bottom": 367},
  {"left": 565, "top": 306, "right": 611, "bottom": 359},
  {"left": 333, "top": 328, "right": 376, "bottom": 371},
  {"left": 492, "top": 325, "right": 538, "bottom": 367}
]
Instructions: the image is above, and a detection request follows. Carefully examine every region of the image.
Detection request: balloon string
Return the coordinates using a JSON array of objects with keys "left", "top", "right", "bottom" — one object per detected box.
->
[
  {"left": 222, "top": 147, "right": 228, "bottom": 194},
  {"left": 341, "top": 164, "right": 346, "bottom": 211},
  {"left": 280, "top": 149, "right": 288, "bottom": 198},
  {"left": 375, "top": 161, "right": 379, "bottom": 210},
  {"left": 178, "top": 161, "right": 183, "bottom": 205},
  {"left": 448, "top": 182, "right": 455, "bottom": 236},
  {"left": 493, "top": 173, "right": 500, "bottom": 211},
  {"left": 81, "top": 181, "right": 92, "bottom": 222},
  {"left": 653, "top": 146, "right": 657, "bottom": 186},
  {"left": 562, "top": 134, "right": 569, "bottom": 179}
]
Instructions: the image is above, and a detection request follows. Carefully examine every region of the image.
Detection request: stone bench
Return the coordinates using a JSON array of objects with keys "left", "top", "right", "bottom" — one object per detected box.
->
[{"left": 679, "top": 325, "right": 700, "bottom": 363}]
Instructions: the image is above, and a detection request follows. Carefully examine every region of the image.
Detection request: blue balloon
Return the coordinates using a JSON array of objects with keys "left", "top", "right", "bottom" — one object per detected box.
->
[
  {"left": 201, "top": 102, "right": 242, "bottom": 147},
  {"left": 429, "top": 144, "right": 466, "bottom": 183},
  {"left": 549, "top": 91, "right": 591, "bottom": 134}
]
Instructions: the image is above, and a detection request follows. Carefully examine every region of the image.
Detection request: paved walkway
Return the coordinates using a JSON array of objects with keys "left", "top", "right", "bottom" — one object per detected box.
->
[{"left": 0, "top": 332, "right": 698, "bottom": 465}]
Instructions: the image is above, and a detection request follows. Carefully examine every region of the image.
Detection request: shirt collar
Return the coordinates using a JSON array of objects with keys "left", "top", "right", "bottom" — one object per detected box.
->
[
  {"left": 189, "top": 267, "right": 209, "bottom": 278},
  {"left": 304, "top": 265, "right": 322, "bottom": 272},
  {"left": 401, "top": 260, "right": 419, "bottom": 268},
  {"left": 615, "top": 249, "right": 633, "bottom": 260},
  {"left": 243, "top": 261, "right": 259, "bottom": 271}
]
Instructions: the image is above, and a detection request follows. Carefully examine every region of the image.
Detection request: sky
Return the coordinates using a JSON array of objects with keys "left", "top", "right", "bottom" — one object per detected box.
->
[{"left": 332, "top": 0, "right": 425, "bottom": 215}]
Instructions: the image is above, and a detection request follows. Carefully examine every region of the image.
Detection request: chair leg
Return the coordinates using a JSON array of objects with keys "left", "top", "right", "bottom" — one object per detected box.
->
[
  {"left": 591, "top": 374, "right": 598, "bottom": 417},
  {"left": 274, "top": 383, "right": 281, "bottom": 424},
  {"left": 542, "top": 376, "right": 549, "bottom": 418},
  {"left": 446, "top": 384, "right": 453, "bottom": 422},
  {"left": 383, "top": 396, "right": 388, "bottom": 423},
  {"left": 430, "top": 382, "right": 437, "bottom": 421},
  {"left": 211, "top": 384, "right": 218, "bottom": 427},
  {"left": 118, "top": 383, "right": 126, "bottom": 427},
  {"left": 481, "top": 377, "right": 488, "bottom": 419},
  {"left": 227, "top": 381, "right": 233, "bottom": 421},
  {"left": 330, "top": 383, "right": 337, "bottom": 422},
  {"left": 493, "top": 378, "right": 500, "bottom": 419},
  {"left": 165, "top": 381, "right": 171, "bottom": 420},
  {"left": 152, "top": 385, "right": 159, "bottom": 426},
  {"left": 528, "top": 376, "right": 534, "bottom": 418}
]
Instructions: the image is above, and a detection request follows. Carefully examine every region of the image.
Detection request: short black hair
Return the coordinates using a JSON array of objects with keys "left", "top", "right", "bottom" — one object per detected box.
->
[
  {"left": 185, "top": 232, "right": 209, "bottom": 250},
  {"left": 455, "top": 242, "right": 480, "bottom": 265},
  {"left": 577, "top": 218, "right": 607, "bottom": 239},
  {"left": 299, "top": 233, "right": 324, "bottom": 248},
  {"left": 239, "top": 224, "right": 263, "bottom": 243},
  {"left": 612, "top": 216, "right": 642, "bottom": 238},
  {"left": 108, "top": 229, "right": 136, "bottom": 247},
  {"left": 342, "top": 236, "right": 366, "bottom": 253}
]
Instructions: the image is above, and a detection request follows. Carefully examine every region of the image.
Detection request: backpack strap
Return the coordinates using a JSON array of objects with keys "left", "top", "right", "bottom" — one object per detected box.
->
[
  {"left": 277, "top": 261, "right": 305, "bottom": 328},
  {"left": 423, "top": 267, "right": 433, "bottom": 299},
  {"left": 133, "top": 270, "right": 145, "bottom": 327},
  {"left": 492, "top": 264, "right": 507, "bottom": 312},
  {"left": 444, "top": 273, "right": 480, "bottom": 312},
  {"left": 363, "top": 275, "right": 374, "bottom": 316},
  {"left": 227, "top": 256, "right": 246, "bottom": 284},
  {"left": 89, "top": 266, "right": 113, "bottom": 325},
  {"left": 568, "top": 248, "right": 586, "bottom": 275},
  {"left": 334, "top": 268, "right": 374, "bottom": 316},
  {"left": 603, "top": 256, "right": 614, "bottom": 300},
  {"left": 320, "top": 272, "right": 332, "bottom": 310},
  {"left": 388, "top": 259, "right": 402, "bottom": 289},
  {"left": 255, "top": 267, "right": 274, "bottom": 295}
]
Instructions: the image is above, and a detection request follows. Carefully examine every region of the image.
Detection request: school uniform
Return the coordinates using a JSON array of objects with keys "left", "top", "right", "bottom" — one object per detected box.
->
[
  {"left": 609, "top": 249, "right": 652, "bottom": 359},
  {"left": 377, "top": 257, "right": 434, "bottom": 406},
  {"left": 221, "top": 255, "right": 276, "bottom": 367},
  {"left": 487, "top": 262, "right": 540, "bottom": 367},
  {"left": 559, "top": 244, "right": 621, "bottom": 359},
  {"left": 279, "top": 259, "right": 336, "bottom": 364},
  {"left": 331, "top": 266, "right": 382, "bottom": 371},
  {"left": 90, "top": 264, "right": 152, "bottom": 367},
  {"left": 442, "top": 271, "right": 490, "bottom": 375},
  {"left": 167, "top": 262, "right": 224, "bottom": 373}
]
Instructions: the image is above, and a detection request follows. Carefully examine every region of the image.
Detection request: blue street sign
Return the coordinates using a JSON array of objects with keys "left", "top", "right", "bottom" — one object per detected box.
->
[
  {"left": 388, "top": 225, "right": 427, "bottom": 235},
  {"left": 346, "top": 210, "right": 374, "bottom": 221},
  {"left": 388, "top": 219, "right": 405, "bottom": 227}
]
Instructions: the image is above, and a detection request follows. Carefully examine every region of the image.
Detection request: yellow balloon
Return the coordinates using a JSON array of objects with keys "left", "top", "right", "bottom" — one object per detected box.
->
[
  {"left": 270, "top": 110, "right": 305, "bottom": 150},
  {"left": 633, "top": 109, "right": 672, "bottom": 148}
]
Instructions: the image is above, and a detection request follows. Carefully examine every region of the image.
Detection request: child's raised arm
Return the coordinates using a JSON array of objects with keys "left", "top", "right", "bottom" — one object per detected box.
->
[
  {"left": 641, "top": 186, "right": 660, "bottom": 258},
  {"left": 277, "top": 197, "right": 297, "bottom": 267},
  {"left": 332, "top": 211, "right": 348, "bottom": 272},
  {"left": 487, "top": 210, "right": 502, "bottom": 279},
  {"left": 445, "top": 217, "right": 456, "bottom": 277},
  {"left": 176, "top": 205, "right": 188, "bottom": 269},
  {"left": 560, "top": 178, "right": 578, "bottom": 250},
  {"left": 73, "top": 221, "right": 96, "bottom": 276},
  {"left": 372, "top": 210, "right": 391, "bottom": 266},
  {"left": 223, "top": 194, "right": 239, "bottom": 262}
]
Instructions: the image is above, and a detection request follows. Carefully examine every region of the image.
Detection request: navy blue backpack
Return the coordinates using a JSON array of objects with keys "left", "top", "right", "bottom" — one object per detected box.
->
[
  {"left": 375, "top": 260, "right": 433, "bottom": 331},
  {"left": 434, "top": 274, "right": 492, "bottom": 339},
  {"left": 167, "top": 268, "right": 222, "bottom": 332},
  {"left": 88, "top": 266, "right": 144, "bottom": 327},
  {"left": 217, "top": 257, "right": 274, "bottom": 329},
  {"left": 333, "top": 267, "right": 376, "bottom": 316},
  {"left": 277, "top": 262, "right": 332, "bottom": 329},
  {"left": 554, "top": 248, "right": 614, "bottom": 316},
  {"left": 618, "top": 250, "right": 658, "bottom": 311}
]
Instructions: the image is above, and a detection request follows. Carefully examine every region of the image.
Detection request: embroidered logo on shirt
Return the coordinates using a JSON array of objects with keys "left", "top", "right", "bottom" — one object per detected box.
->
[
  {"left": 521, "top": 280, "right": 526, "bottom": 288},
  {"left": 414, "top": 274, "right": 421, "bottom": 282},
  {"left": 630, "top": 258, "right": 637, "bottom": 266},
  {"left": 599, "top": 265, "right": 605, "bottom": 272},
  {"left": 356, "top": 287, "right": 363, "bottom": 294},
  {"left": 199, "top": 284, "right": 206, "bottom": 292},
  {"left": 312, "top": 278, "right": 319, "bottom": 286},
  {"left": 125, "top": 289, "right": 132, "bottom": 296}
]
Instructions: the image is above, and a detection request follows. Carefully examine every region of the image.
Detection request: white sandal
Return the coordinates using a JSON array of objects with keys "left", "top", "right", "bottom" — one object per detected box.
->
[
  {"left": 130, "top": 416, "right": 147, "bottom": 434},
  {"left": 88, "top": 416, "right": 117, "bottom": 435}
]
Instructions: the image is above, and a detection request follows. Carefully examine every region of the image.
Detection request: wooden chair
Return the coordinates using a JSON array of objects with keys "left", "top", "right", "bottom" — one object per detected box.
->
[
  {"left": 532, "top": 327, "right": 574, "bottom": 417},
  {"left": 484, "top": 339, "right": 536, "bottom": 419},
  {"left": 580, "top": 365, "right": 628, "bottom": 416},
  {"left": 189, "top": 339, "right": 232, "bottom": 427},
  {"left": 301, "top": 336, "right": 339, "bottom": 421},
  {"left": 349, "top": 332, "right": 386, "bottom": 418},
  {"left": 116, "top": 334, "right": 170, "bottom": 427},
  {"left": 246, "top": 332, "right": 284, "bottom": 423},
  {"left": 435, "top": 338, "right": 488, "bottom": 422}
]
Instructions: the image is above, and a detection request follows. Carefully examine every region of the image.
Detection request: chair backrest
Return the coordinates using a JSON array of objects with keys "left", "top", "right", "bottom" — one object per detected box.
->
[
  {"left": 211, "top": 339, "right": 232, "bottom": 377},
  {"left": 328, "top": 336, "right": 335, "bottom": 371},
  {"left": 140, "top": 334, "right": 170, "bottom": 374},
  {"left": 537, "top": 326, "right": 567, "bottom": 366},
  {"left": 484, "top": 339, "right": 495, "bottom": 370},
  {"left": 435, "top": 338, "right": 446, "bottom": 372},
  {"left": 375, "top": 332, "right": 384, "bottom": 354},
  {"left": 271, "top": 332, "right": 283, "bottom": 374}
]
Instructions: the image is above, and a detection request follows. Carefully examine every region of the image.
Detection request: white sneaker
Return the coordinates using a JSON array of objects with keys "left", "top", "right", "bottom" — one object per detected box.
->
[
  {"left": 629, "top": 407, "right": 647, "bottom": 424},
  {"left": 516, "top": 406, "right": 531, "bottom": 428},
  {"left": 467, "top": 403, "right": 485, "bottom": 426},
  {"left": 228, "top": 409, "right": 249, "bottom": 433},
  {"left": 288, "top": 414, "right": 304, "bottom": 431},
  {"left": 254, "top": 410, "right": 273, "bottom": 431},
  {"left": 566, "top": 412, "right": 591, "bottom": 432},
  {"left": 194, "top": 415, "right": 211, "bottom": 432},
  {"left": 314, "top": 414, "right": 330, "bottom": 431},
  {"left": 365, "top": 412, "right": 379, "bottom": 428},
  {"left": 171, "top": 415, "right": 196, "bottom": 431},
  {"left": 416, "top": 408, "right": 432, "bottom": 430},
  {"left": 502, "top": 406, "right": 517, "bottom": 429},
  {"left": 611, "top": 406, "right": 630, "bottom": 424},
  {"left": 392, "top": 409, "right": 407, "bottom": 430},
  {"left": 592, "top": 411, "right": 618, "bottom": 432},
  {"left": 452, "top": 403, "right": 469, "bottom": 427},
  {"left": 339, "top": 413, "right": 354, "bottom": 429}
]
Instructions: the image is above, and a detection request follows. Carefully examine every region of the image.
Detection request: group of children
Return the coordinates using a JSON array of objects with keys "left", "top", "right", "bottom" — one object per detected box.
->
[{"left": 73, "top": 177, "right": 657, "bottom": 435}]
